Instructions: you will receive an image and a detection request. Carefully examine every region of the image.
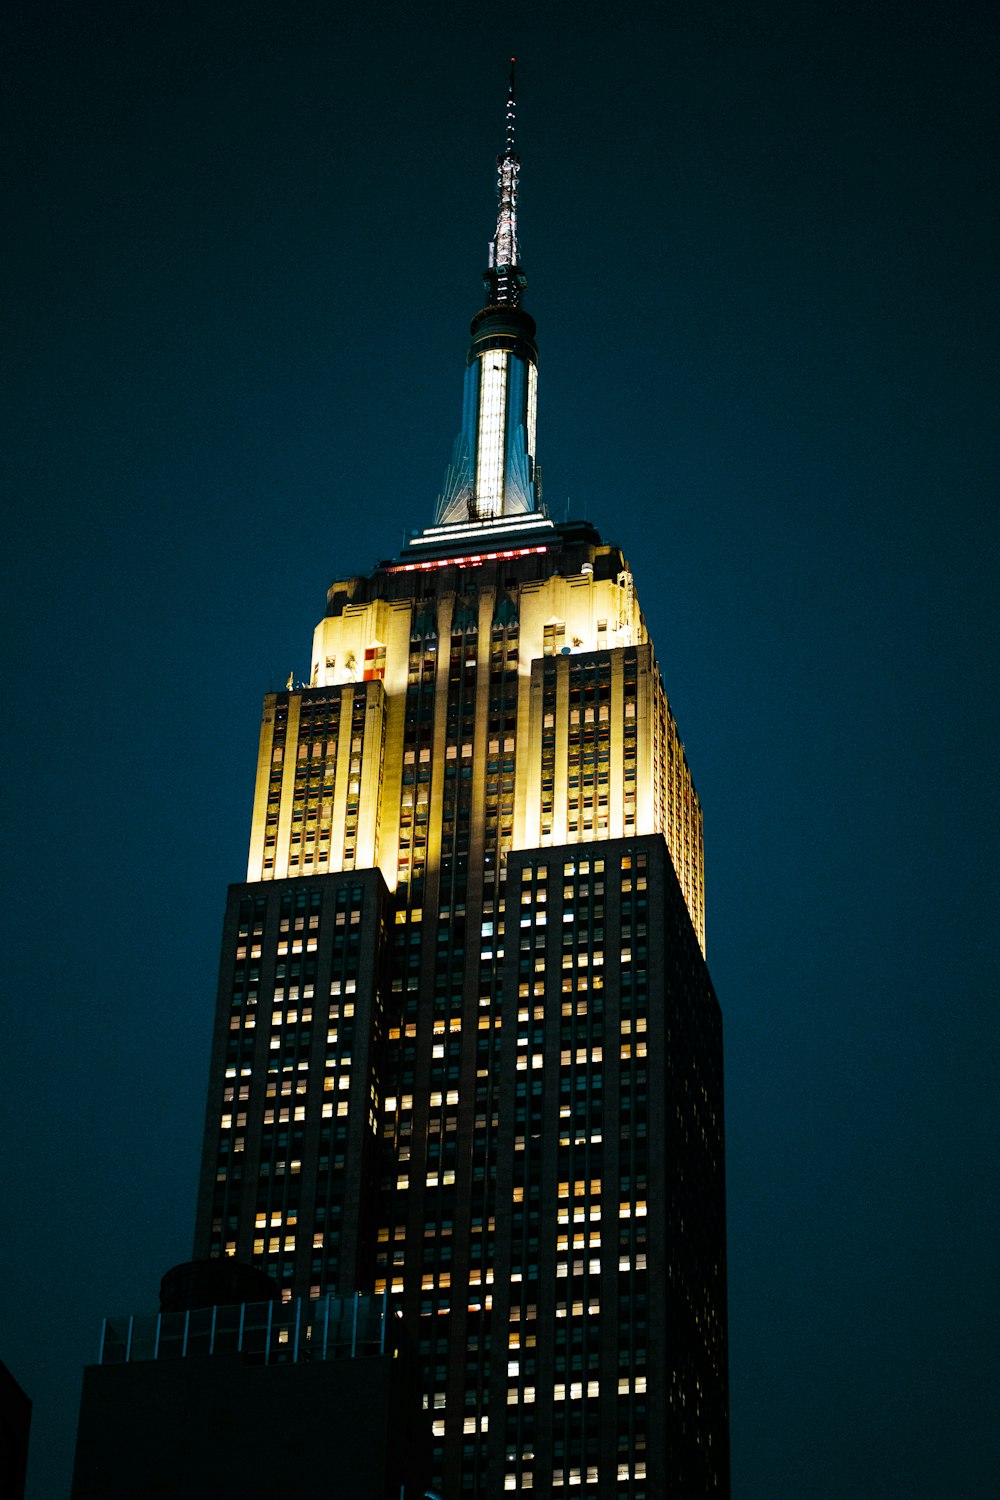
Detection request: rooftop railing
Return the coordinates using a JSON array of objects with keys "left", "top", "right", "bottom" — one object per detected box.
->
[{"left": 98, "top": 1290, "right": 393, "bottom": 1368}]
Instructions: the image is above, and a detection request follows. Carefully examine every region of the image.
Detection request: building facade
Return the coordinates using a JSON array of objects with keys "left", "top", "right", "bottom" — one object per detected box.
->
[{"left": 192, "top": 66, "right": 728, "bottom": 1499}]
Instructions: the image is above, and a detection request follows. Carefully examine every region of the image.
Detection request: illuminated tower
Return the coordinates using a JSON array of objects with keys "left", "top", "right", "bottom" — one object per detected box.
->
[
  {"left": 436, "top": 60, "right": 538, "bottom": 525},
  {"left": 193, "top": 63, "right": 728, "bottom": 1500}
]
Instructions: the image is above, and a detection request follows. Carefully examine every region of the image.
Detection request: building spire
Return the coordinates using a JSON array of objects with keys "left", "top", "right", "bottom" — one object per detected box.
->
[
  {"left": 434, "top": 59, "right": 540, "bottom": 526},
  {"left": 487, "top": 57, "right": 525, "bottom": 308}
]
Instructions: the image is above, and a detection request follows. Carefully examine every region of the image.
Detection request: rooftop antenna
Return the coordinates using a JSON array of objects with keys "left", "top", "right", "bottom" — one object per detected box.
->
[{"left": 491, "top": 57, "right": 522, "bottom": 306}]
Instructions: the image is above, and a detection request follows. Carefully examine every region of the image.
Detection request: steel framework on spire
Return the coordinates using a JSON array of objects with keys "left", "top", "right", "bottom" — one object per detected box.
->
[{"left": 490, "top": 58, "right": 522, "bottom": 305}]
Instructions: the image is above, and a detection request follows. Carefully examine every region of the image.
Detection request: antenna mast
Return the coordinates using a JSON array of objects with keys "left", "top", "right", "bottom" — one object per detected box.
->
[{"left": 490, "top": 58, "right": 523, "bottom": 306}]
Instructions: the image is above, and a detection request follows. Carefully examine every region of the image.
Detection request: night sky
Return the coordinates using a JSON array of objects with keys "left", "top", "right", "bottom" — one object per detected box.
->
[{"left": 3, "top": 2, "right": 998, "bottom": 1496}]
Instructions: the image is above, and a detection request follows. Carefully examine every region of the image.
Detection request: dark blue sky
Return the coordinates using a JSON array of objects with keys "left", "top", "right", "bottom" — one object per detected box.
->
[{"left": 3, "top": 3, "right": 998, "bottom": 1496}]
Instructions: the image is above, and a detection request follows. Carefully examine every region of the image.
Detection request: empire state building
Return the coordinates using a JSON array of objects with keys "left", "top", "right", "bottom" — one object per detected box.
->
[{"left": 78, "top": 64, "right": 730, "bottom": 1500}]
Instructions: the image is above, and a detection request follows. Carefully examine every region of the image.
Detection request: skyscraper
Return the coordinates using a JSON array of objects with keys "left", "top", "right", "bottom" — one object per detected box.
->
[{"left": 191, "top": 63, "right": 729, "bottom": 1499}]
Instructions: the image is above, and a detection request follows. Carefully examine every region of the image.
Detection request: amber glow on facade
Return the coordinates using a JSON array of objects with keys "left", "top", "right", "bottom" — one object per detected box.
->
[{"left": 247, "top": 551, "right": 705, "bottom": 954}]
